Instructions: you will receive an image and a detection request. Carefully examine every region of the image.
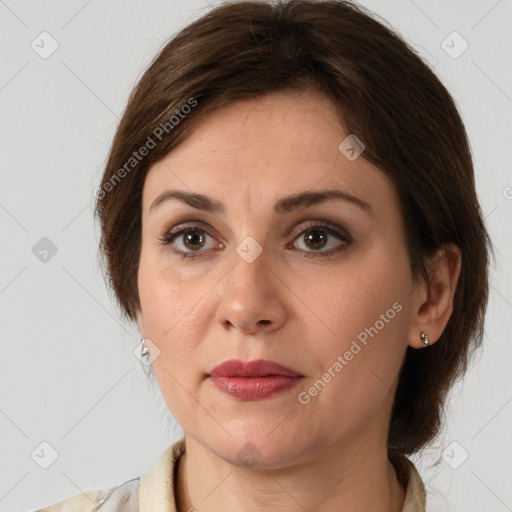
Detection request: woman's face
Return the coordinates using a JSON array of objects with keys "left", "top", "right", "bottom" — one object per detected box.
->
[{"left": 136, "top": 88, "right": 422, "bottom": 468}]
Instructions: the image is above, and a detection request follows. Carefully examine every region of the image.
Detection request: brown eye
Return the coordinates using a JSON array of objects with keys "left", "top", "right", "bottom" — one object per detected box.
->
[
  {"left": 160, "top": 221, "right": 351, "bottom": 261},
  {"left": 160, "top": 223, "right": 221, "bottom": 260},
  {"left": 292, "top": 223, "right": 352, "bottom": 258},
  {"left": 303, "top": 229, "right": 329, "bottom": 250},
  {"left": 181, "top": 229, "right": 207, "bottom": 251}
]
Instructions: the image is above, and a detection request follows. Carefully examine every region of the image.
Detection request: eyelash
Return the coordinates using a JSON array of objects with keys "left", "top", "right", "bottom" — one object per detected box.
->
[{"left": 158, "top": 221, "right": 352, "bottom": 260}]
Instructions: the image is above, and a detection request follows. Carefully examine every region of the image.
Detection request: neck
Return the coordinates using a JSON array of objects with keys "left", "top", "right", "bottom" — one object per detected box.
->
[{"left": 175, "top": 435, "right": 406, "bottom": 512}]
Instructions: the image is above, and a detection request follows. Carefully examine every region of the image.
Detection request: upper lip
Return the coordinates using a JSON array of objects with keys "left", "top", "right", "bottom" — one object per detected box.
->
[{"left": 209, "top": 359, "right": 303, "bottom": 378}]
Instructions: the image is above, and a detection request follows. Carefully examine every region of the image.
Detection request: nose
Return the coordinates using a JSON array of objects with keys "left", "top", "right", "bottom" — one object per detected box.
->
[{"left": 215, "top": 245, "right": 287, "bottom": 335}]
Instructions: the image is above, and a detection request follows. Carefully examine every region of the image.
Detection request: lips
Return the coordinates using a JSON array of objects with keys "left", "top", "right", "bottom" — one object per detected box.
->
[
  {"left": 208, "top": 359, "right": 303, "bottom": 400},
  {"left": 209, "top": 359, "right": 302, "bottom": 378}
]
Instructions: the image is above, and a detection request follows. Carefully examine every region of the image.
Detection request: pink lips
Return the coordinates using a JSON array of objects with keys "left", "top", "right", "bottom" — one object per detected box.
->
[{"left": 209, "top": 359, "right": 303, "bottom": 400}]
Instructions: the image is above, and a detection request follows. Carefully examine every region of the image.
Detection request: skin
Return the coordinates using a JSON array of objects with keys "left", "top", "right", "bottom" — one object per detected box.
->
[{"left": 135, "top": 87, "right": 461, "bottom": 512}]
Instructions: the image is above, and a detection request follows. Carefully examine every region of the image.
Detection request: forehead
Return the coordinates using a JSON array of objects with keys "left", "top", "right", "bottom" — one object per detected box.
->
[{"left": 142, "top": 89, "right": 396, "bottom": 214}]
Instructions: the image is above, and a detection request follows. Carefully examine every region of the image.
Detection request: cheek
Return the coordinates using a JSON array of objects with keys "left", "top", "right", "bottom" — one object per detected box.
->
[
  {"left": 138, "top": 264, "right": 195, "bottom": 363},
  {"left": 306, "top": 243, "right": 411, "bottom": 340},
  {"left": 305, "top": 244, "right": 412, "bottom": 393},
  {"left": 138, "top": 265, "right": 212, "bottom": 423},
  {"left": 137, "top": 257, "right": 226, "bottom": 382},
  {"left": 138, "top": 254, "right": 209, "bottom": 336},
  {"left": 295, "top": 292, "right": 410, "bottom": 435}
]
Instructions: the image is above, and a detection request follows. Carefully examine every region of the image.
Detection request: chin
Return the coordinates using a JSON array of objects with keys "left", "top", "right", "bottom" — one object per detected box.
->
[{"left": 200, "top": 422, "right": 315, "bottom": 470}]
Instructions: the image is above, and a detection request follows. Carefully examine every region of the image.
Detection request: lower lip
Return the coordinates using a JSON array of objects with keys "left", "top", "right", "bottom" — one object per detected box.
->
[{"left": 209, "top": 376, "right": 302, "bottom": 400}]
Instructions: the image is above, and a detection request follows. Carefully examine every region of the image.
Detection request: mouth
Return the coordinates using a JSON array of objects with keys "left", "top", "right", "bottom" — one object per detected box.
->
[
  {"left": 209, "top": 358, "right": 303, "bottom": 378},
  {"left": 208, "top": 359, "right": 303, "bottom": 400}
]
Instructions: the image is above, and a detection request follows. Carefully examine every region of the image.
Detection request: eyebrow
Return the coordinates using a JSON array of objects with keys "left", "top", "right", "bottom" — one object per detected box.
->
[{"left": 149, "top": 189, "right": 371, "bottom": 215}]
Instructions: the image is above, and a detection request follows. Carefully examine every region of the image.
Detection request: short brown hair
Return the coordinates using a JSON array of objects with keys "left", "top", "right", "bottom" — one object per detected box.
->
[{"left": 95, "top": 0, "right": 493, "bottom": 455}]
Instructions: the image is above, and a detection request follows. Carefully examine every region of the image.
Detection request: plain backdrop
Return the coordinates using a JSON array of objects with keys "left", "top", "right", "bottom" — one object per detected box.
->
[{"left": 0, "top": 1, "right": 511, "bottom": 511}]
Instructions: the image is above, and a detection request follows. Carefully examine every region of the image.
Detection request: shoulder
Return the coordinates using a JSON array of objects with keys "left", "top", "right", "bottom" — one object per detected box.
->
[
  {"left": 402, "top": 459, "right": 426, "bottom": 512},
  {"left": 33, "top": 477, "right": 140, "bottom": 512},
  {"left": 389, "top": 450, "right": 426, "bottom": 512},
  {"left": 32, "top": 438, "right": 186, "bottom": 512}
]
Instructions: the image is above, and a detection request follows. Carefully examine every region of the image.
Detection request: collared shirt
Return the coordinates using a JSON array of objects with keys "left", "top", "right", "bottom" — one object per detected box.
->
[{"left": 33, "top": 438, "right": 426, "bottom": 511}]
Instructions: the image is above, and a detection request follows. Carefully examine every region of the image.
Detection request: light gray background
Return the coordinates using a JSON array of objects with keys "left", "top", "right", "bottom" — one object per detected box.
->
[{"left": 0, "top": 1, "right": 511, "bottom": 511}]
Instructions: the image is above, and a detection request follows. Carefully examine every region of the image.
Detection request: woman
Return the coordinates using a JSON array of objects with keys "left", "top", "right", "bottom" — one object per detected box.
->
[{"left": 35, "top": 0, "right": 492, "bottom": 510}]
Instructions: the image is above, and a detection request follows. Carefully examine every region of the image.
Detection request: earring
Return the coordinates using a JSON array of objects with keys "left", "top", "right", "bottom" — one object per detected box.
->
[
  {"left": 420, "top": 331, "right": 429, "bottom": 348},
  {"left": 140, "top": 338, "right": 152, "bottom": 377}
]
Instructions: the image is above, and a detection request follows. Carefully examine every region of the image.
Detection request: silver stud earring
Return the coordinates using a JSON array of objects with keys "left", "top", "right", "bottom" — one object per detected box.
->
[
  {"left": 420, "top": 331, "right": 429, "bottom": 348},
  {"left": 140, "top": 338, "right": 152, "bottom": 376}
]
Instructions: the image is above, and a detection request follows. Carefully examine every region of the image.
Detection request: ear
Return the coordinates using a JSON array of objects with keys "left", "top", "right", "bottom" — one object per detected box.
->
[{"left": 407, "top": 243, "right": 462, "bottom": 349}]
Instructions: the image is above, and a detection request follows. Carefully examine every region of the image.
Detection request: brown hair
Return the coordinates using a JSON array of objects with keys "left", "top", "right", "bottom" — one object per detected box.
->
[{"left": 95, "top": 0, "right": 493, "bottom": 456}]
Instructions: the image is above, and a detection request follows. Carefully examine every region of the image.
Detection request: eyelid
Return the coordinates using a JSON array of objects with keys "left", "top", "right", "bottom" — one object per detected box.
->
[
  {"left": 160, "top": 221, "right": 224, "bottom": 251},
  {"left": 290, "top": 219, "right": 352, "bottom": 242},
  {"left": 287, "top": 220, "right": 352, "bottom": 257},
  {"left": 162, "top": 220, "right": 219, "bottom": 241},
  {"left": 160, "top": 219, "right": 352, "bottom": 258}
]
